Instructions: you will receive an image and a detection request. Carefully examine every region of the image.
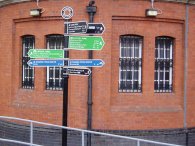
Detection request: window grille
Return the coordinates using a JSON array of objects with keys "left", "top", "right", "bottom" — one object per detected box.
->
[
  {"left": 22, "top": 35, "right": 35, "bottom": 89},
  {"left": 46, "top": 35, "right": 68, "bottom": 90},
  {"left": 119, "top": 35, "right": 142, "bottom": 93},
  {"left": 154, "top": 36, "right": 173, "bottom": 93}
]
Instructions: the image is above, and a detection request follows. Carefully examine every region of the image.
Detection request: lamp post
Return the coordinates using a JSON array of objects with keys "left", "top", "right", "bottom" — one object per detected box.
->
[{"left": 86, "top": 1, "right": 97, "bottom": 146}]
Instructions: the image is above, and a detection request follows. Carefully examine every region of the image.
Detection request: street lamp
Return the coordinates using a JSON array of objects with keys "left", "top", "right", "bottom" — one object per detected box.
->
[{"left": 30, "top": 8, "right": 42, "bottom": 17}]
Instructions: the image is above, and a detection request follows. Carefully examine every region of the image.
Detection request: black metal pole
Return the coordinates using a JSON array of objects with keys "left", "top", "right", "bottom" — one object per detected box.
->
[
  {"left": 62, "top": 75, "right": 68, "bottom": 146},
  {"left": 62, "top": 22, "right": 69, "bottom": 146},
  {"left": 86, "top": 1, "right": 96, "bottom": 146},
  {"left": 186, "top": 129, "right": 189, "bottom": 146}
]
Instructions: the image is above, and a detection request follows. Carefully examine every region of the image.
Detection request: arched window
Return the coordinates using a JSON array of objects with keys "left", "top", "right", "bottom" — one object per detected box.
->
[
  {"left": 119, "top": 35, "right": 142, "bottom": 92},
  {"left": 154, "top": 36, "right": 174, "bottom": 92},
  {"left": 22, "top": 35, "right": 35, "bottom": 89},
  {"left": 46, "top": 35, "right": 68, "bottom": 90}
]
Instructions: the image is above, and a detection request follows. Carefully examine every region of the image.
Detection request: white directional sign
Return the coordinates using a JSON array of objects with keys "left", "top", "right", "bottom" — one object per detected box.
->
[
  {"left": 65, "top": 22, "right": 105, "bottom": 35},
  {"left": 66, "top": 21, "right": 87, "bottom": 34},
  {"left": 64, "top": 68, "right": 91, "bottom": 76}
]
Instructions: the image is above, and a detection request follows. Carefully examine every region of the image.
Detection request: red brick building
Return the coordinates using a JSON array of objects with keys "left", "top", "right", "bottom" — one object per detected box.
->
[{"left": 0, "top": 0, "right": 195, "bottom": 140}]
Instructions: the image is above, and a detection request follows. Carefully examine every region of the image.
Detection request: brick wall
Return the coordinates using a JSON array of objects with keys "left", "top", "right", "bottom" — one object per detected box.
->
[{"left": 0, "top": 0, "right": 195, "bottom": 132}]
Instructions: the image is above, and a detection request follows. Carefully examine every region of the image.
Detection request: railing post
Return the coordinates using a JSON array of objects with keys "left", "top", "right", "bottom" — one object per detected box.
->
[
  {"left": 82, "top": 131, "right": 85, "bottom": 146},
  {"left": 137, "top": 140, "right": 140, "bottom": 146},
  {"left": 30, "top": 122, "right": 33, "bottom": 146}
]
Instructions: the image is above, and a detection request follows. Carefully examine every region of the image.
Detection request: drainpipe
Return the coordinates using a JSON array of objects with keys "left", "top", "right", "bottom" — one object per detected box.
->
[
  {"left": 184, "top": 0, "right": 189, "bottom": 145},
  {"left": 86, "top": 1, "right": 96, "bottom": 146}
]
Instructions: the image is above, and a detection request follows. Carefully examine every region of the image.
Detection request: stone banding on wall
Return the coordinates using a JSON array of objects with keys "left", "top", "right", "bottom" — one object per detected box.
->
[{"left": 0, "top": 0, "right": 30, "bottom": 7}]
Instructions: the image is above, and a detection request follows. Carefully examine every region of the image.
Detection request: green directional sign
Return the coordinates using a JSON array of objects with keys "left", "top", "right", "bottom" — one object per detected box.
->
[
  {"left": 68, "top": 36, "right": 105, "bottom": 50},
  {"left": 28, "top": 49, "right": 64, "bottom": 59}
]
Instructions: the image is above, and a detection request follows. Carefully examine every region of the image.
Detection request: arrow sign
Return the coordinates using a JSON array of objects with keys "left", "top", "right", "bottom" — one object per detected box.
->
[
  {"left": 28, "top": 49, "right": 64, "bottom": 59},
  {"left": 66, "top": 21, "right": 87, "bottom": 34},
  {"left": 68, "top": 36, "right": 105, "bottom": 50},
  {"left": 67, "top": 59, "right": 105, "bottom": 67},
  {"left": 86, "top": 23, "right": 105, "bottom": 34},
  {"left": 63, "top": 68, "right": 91, "bottom": 76},
  {"left": 27, "top": 59, "right": 104, "bottom": 67},
  {"left": 27, "top": 59, "right": 64, "bottom": 67}
]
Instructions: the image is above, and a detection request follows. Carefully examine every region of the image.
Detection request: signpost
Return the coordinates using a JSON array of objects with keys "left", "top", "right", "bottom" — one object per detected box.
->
[
  {"left": 64, "top": 68, "right": 91, "bottom": 76},
  {"left": 27, "top": 5, "right": 105, "bottom": 146},
  {"left": 27, "top": 59, "right": 105, "bottom": 67},
  {"left": 28, "top": 49, "right": 64, "bottom": 59},
  {"left": 66, "top": 21, "right": 87, "bottom": 34},
  {"left": 61, "top": 6, "right": 74, "bottom": 146},
  {"left": 68, "top": 36, "right": 105, "bottom": 50}
]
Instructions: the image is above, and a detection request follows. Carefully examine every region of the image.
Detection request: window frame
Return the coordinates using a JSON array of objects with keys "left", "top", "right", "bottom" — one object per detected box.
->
[
  {"left": 154, "top": 36, "right": 174, "bottom": 93},
  {"left": 119, "top": 35, "right": 143, "bottom": 93},
  {"left": 21, "top": 35, "right": 35, "bottom": 89}
]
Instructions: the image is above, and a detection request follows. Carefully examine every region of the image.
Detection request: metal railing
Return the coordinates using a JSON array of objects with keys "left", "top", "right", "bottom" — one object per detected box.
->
[{"left": 0, "top": 116, "right": 183, "bottom": 146}]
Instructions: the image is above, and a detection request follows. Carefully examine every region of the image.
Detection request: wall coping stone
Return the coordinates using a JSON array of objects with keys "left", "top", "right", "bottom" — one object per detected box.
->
[{"left": 1, "top": 0, "right": 195, "bottom": 7}]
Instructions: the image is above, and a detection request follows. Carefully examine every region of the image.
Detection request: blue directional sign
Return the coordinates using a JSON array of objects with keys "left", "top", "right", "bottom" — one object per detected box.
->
[
  {"left": 68, "top": 59, "right": 104, "bottom": 67},
  {"left": 27, "top": 59, "right": 64, "bottom": 67},
  {"left": 27, "top": 59, "right": 105, "bottom": 67}
]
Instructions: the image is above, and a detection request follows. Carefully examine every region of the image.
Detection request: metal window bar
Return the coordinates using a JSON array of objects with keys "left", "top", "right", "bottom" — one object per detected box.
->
[
  {"left": 154, "top": 37, "right": 173, "bottom": 93},
  {"left": 22, "top": 36, "right": 35, "bottom": 89},
  {"left": 0, "top": 116, "right": 183, "bottom": 146},
  {"left": 119, "top": 35, "right": 142, "bottom": 93},
  {"left": 46, "top": 35, "right": 68, "bottom": 90}
]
